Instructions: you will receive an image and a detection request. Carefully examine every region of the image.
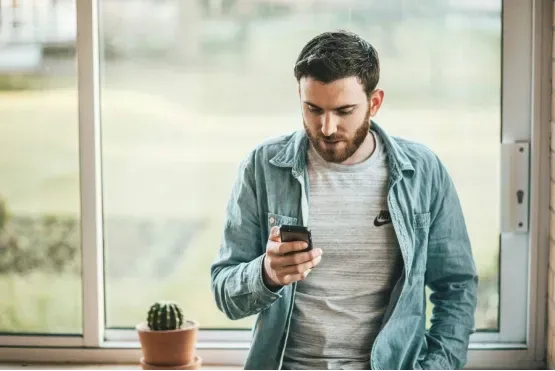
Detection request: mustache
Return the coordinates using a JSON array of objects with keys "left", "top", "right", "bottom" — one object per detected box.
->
[{"left": 302, "top": 121, "right": 347, "bottom": 142}]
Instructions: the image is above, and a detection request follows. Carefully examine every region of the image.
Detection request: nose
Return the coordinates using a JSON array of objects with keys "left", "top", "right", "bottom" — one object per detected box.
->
[{"left": 321, "top": 112, "right": 338, "bottom": 137}]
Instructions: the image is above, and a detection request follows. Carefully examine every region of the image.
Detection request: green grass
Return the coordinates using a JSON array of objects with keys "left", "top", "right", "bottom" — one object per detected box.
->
[{"left": 0, "top": 272, "right": 82, "bottom": 333}]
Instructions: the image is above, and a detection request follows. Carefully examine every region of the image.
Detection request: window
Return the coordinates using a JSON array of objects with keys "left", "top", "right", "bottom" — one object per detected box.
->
[
  {"left": 0, "top": 0, "right": 550, "bottom": 368},
  {"left": 0, "top": 0, "right": 82, "bottom": 335}
]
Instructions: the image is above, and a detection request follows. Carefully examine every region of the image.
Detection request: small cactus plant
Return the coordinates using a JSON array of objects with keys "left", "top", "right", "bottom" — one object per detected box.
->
[{"left": 147, "top": 301, "right": 185, "bottom": 331}]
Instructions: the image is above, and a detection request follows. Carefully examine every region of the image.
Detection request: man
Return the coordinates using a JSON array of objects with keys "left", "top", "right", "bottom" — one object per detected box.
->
[{"left": 211, "top": 30, "right": 477, "bottom": 370}]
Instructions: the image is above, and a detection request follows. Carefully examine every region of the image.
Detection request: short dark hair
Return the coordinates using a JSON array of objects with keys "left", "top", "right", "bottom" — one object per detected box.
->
[{"left": 294, "top": 30, "right": 380, "bottom": 96}]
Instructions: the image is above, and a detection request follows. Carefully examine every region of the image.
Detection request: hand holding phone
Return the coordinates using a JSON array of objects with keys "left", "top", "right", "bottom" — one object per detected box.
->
[{"left": 262, "top": 225, "right": 322, "bottom": 289}]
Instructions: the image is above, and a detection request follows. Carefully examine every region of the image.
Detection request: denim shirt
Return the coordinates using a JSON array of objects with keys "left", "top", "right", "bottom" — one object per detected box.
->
[{"left": 210, "top": 122, "right": 478, "bottom": 370}]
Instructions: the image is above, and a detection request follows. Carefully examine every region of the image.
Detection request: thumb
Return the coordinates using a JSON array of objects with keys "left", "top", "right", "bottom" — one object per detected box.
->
[{"left": 269, "top": 226, "right": 281, "bottom": 242}]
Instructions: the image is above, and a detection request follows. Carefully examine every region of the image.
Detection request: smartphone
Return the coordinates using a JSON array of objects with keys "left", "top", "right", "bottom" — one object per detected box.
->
[{"left": 280, "top": 224, "right": 313, "bottom": 253}]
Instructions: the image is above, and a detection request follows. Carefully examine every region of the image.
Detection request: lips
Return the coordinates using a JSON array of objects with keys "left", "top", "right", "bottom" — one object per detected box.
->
[{"left": 320, "top": 140, "right": 342, "bottom": 150}]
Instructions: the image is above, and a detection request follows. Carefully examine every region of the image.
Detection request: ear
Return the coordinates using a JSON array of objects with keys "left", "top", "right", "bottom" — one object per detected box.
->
[{"left": 368, "top": 89, "right": 384, "bottom": 117}]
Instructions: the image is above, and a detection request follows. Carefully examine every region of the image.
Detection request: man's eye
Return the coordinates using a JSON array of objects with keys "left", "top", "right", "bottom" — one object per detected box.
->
[
  {"left": 338, "top": 110, "right": 354, "bottom": 116},
  {"left": 308, "top": 107, "right": 323, "bottom": 114}
]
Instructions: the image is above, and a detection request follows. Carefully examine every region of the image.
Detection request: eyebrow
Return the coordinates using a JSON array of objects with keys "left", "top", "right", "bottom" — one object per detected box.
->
[{"left": 304, "top": 101, "right": 357, "bottom": 111}]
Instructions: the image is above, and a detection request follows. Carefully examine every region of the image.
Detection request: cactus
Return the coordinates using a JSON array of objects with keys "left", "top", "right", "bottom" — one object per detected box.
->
[{"left": 147, "top": 301, "right": 185, "bottom": 331}]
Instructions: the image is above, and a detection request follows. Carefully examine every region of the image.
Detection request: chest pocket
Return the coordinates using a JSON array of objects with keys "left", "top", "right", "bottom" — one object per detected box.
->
[{"left": 267, "top": 212, "right": 298, "bottom": 231}]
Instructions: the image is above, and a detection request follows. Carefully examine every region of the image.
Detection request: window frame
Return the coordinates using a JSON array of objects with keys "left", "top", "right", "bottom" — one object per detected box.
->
[{"left": 0, "top": 0, "right": 551, "bottom": 368}]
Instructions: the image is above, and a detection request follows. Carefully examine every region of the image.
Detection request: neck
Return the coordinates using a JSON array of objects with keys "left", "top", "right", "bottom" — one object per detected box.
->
[{"left": 341, "top": 131, "right": 375, "bottom": 165}]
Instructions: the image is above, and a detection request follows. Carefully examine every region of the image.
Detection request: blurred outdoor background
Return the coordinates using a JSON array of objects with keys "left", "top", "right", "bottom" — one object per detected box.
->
[{"left": 0, "top": 0, "right": 500, "bottom": 334}]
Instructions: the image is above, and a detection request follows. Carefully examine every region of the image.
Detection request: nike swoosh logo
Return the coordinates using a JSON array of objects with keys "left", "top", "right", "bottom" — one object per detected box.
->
[{"left": 374, "top": 217, "right": 392, "bottom": 227}]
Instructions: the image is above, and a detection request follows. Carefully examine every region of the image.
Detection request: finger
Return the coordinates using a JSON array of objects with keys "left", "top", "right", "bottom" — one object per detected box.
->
[
  {"left": 288, "top": 248, "right": 323, "bottom": 265},
  {"left": 280, "top": 272, "right": 306, "bottom": 285},
  {"left": 268, "top": 226, "right": 282, "bottom": 242},
  {"left": 276, "top": 241, "right": 309, "bottom": 255},
  {"left": 273, "top": 248, "right": 321, "bottom": 266},
  {"left": 280, "top": 256, "right": 322, "bottom": 275}
]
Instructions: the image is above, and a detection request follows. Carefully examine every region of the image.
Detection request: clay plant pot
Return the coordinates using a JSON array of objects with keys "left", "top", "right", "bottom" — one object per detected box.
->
[{"left": 136, "top": 320, "right": 199, "bottom": 368}]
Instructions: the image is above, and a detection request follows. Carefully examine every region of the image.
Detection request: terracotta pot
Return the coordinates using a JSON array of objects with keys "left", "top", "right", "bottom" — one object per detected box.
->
[{"left": 137, "top": 321, "right": 199, "bottom": 367}]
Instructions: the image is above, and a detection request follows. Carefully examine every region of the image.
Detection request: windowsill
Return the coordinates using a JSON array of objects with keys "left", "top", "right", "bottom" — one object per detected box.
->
[{"left": 0, "top": 346, "right": 544, "bottom": 370}]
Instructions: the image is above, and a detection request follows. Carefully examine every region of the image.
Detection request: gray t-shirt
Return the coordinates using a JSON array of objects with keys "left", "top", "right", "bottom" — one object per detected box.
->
[{"left": 281, "top": 130, "right": 403, "bottom": 370}]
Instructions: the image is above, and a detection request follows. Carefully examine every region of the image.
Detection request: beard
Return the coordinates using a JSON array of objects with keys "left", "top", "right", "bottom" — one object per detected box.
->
[{"left": 304, "top": 116, "right": 370, "bottom": 164}]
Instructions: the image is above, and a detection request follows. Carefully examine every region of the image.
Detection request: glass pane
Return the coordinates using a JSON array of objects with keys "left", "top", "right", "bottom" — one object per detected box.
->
[
  {"left": 0, "top": 0, "right": 81, "bottom": 333},
  {"left": 101, "top": 0, "right": 500, "bottom": 331}
]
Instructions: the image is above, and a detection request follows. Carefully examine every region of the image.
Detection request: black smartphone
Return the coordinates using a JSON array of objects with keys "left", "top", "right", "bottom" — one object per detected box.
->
[{"left": 280, "top": 224, "right": 313, "bottom": 253}]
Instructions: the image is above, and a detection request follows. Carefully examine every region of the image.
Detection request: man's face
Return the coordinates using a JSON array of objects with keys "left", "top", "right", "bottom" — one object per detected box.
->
[{"left": 299, "top": 76, "right": 382, "bottom": 163}]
